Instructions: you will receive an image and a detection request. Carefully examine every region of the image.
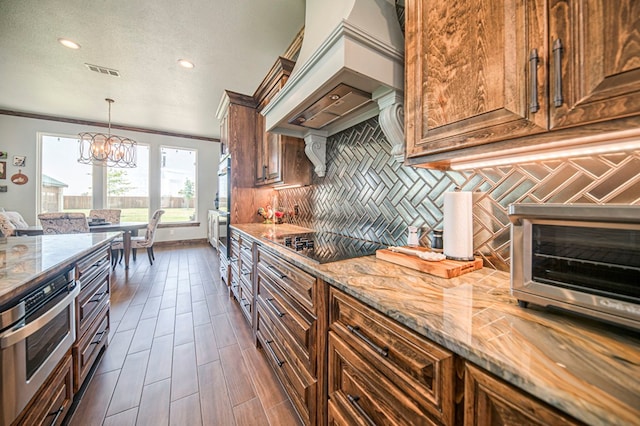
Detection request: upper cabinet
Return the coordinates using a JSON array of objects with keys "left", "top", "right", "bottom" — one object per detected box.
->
[
  {"left": 405, "top": 0, "right": 640, "bottom": 167},
  {"left": 254, "top": 57, "right": 312, "bottom": 187},
  {"left": 549, "top": 1, "right": 640, "bottom": 129}
]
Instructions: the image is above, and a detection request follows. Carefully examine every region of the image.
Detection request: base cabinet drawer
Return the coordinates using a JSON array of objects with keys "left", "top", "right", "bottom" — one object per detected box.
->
[
  {"left": 238, "top": 281, "right": 253, "bottom": 324},
  {"left": 256, "top": 304, "right": 317, "bottom": 426},
  {"left": 256, "top": 247, "right": 316, "bottom": 312},
  {"left": 329, "top": 332, "right": 441, "bottom": 426},
  {"left": 14, "top": 353, "right": 73, "bottom": 426},
  {"left": 73, "top": 305, "right": 110, "bottom": 393},
  {"left": 219, "top": 252, "right": 229, "bottom": 285},
  {"left": 329, "top": 288, "right": 456, "bottom": 425},
  {"left": 256, "top": 270, "right": 316, "bottom": 375},
  {"left": 464, "top": 363, "right": 582, "bottom": 426},
  {"left": 75, "top": 270, "right": 109, "bottom": 337}
]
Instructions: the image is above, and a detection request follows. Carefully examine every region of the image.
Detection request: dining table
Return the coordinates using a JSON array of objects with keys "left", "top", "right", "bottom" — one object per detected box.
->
[{"left": 15, "top": 221, "right": 149, "bottom": 269}]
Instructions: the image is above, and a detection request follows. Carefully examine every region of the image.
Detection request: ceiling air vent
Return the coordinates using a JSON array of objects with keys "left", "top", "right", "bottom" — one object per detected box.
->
[{"left": 84, "top": 63, "right": 121, "bottom": 77}]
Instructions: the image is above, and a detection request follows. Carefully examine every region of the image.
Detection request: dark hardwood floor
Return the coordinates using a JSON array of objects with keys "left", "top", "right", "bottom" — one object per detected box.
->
[{"left": 68, "top": 243, "right": 302, "bottom": 426}]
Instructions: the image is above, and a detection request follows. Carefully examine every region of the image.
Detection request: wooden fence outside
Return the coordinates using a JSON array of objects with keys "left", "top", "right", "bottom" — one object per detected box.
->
[{"left": 63, "top": 196, "right": 195, "bottom": 209}]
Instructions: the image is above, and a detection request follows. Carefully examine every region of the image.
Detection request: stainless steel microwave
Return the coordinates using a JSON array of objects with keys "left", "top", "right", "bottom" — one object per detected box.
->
[{"left": 509, "top": 204, "right": 640, "bottom": 331}]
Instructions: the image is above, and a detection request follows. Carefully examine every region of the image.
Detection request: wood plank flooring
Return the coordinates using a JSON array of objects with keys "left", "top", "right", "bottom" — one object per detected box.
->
[{"left": 68, "top": 243, "right": 302, "bottom": 426}]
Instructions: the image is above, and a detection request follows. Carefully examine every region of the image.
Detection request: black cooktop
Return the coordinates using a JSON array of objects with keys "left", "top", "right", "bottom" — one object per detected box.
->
[{"left": 262, "top": 231, "right": 385, "bottom": 264}]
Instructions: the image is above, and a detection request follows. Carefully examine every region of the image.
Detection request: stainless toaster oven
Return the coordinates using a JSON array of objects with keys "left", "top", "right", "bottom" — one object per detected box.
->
[{"left": 509, "top": 204, "right": 640, "bottom": 330}]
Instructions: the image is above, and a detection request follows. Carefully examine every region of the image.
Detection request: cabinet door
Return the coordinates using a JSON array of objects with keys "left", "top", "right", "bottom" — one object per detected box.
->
[
  {"left": 464, "top": 363, "right": 581, "bottom": 426},
  {"left": 256, "top": 113, "right": 282, "bottom": 186},
  {"left": 549, "top": 0, "right": 640, "bottom": 129},
  {"left": 405, "top": 0, "right": 547, "bottom": 157}
]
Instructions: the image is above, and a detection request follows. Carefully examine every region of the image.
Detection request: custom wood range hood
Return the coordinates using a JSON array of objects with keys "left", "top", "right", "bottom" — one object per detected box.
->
[{"left": 261, "top": 0, "right": 405, "bottom": 176}]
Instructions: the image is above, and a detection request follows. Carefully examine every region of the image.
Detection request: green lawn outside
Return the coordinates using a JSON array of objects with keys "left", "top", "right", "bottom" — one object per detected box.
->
[{"left": 65, "top": 208, "right": 195, "bottom": 223}]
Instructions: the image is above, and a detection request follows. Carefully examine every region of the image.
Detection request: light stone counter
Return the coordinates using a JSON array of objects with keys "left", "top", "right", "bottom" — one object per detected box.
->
[
  {"left": 233, "top": 223, "right": 640, "bottom": 426},
  {"left": 0, "top": 233, "right": 119, "bottom": 305}
]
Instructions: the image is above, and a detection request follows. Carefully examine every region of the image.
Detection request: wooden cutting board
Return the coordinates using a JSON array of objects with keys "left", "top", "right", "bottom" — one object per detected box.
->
[{"left": 376, "top": 247, "right": 483, "bottom": 278}]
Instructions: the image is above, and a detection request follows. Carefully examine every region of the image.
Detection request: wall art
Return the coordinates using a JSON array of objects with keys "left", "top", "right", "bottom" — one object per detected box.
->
[
  {"left": 0, "top": 162, "right": 5, "bottom": 179},
  {"left": 0, "top": 152, "right": 6, "bottom": 160},
  {"left": 10, "top": 170, "right": 28, "bottom": 185},
  {"left": 0, "top": 186, "right": 7, "bottom": 192},
  {"left": 12, "top": 156, "right": 25, "bottom": 167}
]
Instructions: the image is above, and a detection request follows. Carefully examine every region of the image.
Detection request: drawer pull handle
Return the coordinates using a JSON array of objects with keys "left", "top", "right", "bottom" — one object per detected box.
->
[
  {"left": 529, "top": 48, "right": 540, "bottom": 113},
  {"left": 266, "top": 298, "right": 285, "bottom": 317},
  {"left": 91, "top": 330, "right": 107, "bottom": 345},
  {"left": 347, "top": 394, "right": 377, "bottom": 426},
  {"left": 265, "top": 340, "right": 284, "bottom": 367},
  {"left": 230, "top": 257, "right": 238, "bottom": 262},
  {"left": 241, "top": 298, "right": 251, "bottom": 308},
  {"left": 553, "top": 38, "right": 564, "bottom": 107},
  {"left": 241, "top": 268, "right": 251, "bottom": 276},
  {"left": 347, "top": 325, "right": 389, "bottom": 358},
  {"left": 88, "top": 291, "right": 107, "bottom": 304},
  {"left": 242, "top": 246, "right": 251, "bottom": 252},
  {"left": 267, "top": 265, "right": 287, "bottom": 279},
  {"left": 48, "top": 406, "right": 65, "bottom": 424}
]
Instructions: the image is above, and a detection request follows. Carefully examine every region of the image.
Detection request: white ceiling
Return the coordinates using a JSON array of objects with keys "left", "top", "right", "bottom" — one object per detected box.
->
[{"left": 0, "top": 0, "right": 305, "bottom": 140}]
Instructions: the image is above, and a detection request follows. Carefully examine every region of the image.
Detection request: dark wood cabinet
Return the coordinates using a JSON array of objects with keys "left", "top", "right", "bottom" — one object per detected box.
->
[
  {"left": 13, "top": 353, "right": 73, "bottom": 426},
  {"left": 229, "top": 229, "right": 241, "bottom": 301},
  {"left": 405, "top": 0, "right": 547, "bottom": 158},
  {"left": 216, "top": 91, "right": 272, "bottom": 224},
  {"left": 328, "top": 287, "right": 456, "bottom": 426},
  {"left": 254, "top": 57, "right": 311, "bottom": 188},
  {"left": 464, "top": 363, "right": 582, "bottom": 426},
  {"left": 548, "top": 0, "right": 640, "bottom": 130},
  {"left": 238, "top": 234, "right": 254, "bottom": 325},
  {"left": 405, "top": 0, "right": 640, "bottom": 167},
  {"left": 234, "top": 229, "right": 590, "bottom": 426},
  {"left": 254, "top": 244, "right": 323, "bottom": 426},
  {"left": 73, "top": 246, "right": 111, "bottom": 393}
]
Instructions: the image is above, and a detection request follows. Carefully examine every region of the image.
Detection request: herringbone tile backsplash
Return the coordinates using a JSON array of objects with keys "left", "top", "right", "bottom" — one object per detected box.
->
[{"left": 277, "top": 117, "right": 640, "bottom": 271}]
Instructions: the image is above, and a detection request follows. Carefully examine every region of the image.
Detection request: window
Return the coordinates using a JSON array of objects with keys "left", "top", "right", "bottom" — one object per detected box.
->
[
  {"left": 40, "top": 135, "right": 93, "bottom": 213},
  {"left": 160, "top": 147, "right": 197, "bottom": 222},
  {"left": 38, "top": 133, "right": 202, "bottom": 226},
  {"left": 107, "top": 145, "right": 150, "bottom": 221}
]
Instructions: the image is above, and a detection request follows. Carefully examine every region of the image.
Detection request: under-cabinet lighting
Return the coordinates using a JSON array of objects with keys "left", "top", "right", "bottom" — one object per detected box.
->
[
  {"left": 449, "top": 130, "right": 640, "bottom": 170},
  {"left": 273, "top": 184, "right": 303, "bottom": 191},
  {"left": 58, "top": 38, "right": 81, "bottom": 49}
]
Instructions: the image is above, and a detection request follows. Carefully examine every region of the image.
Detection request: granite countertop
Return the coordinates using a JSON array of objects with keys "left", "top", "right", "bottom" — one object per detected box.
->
[
  {"left": 0, "top": 232, "right": 119, "bottom": 305},
  {"left": 232, "top": 223, "right": 640, "bottom": 426}
]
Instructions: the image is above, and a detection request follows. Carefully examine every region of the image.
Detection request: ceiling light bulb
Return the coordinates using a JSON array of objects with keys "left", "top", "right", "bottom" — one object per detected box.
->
[
  {"left": 58, "top": 38, "right": 81, "bottom": 49},
  {"left": 178, "top": 59, "right": 195, "bottom": 69}
]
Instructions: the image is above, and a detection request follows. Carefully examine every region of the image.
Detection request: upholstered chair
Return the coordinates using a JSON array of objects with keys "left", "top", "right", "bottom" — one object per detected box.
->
[
  {"left": 0, "top": 211, "right": 29, "bottom": 236},
  {"left": 38, "top": 212, "right": 90, "bottom": 234},
  {"left": 89, "top": 209, "right": 122, "bottom": 224},
  {"left": 111, "top": 209, "right": 165, "bottom": 268}
]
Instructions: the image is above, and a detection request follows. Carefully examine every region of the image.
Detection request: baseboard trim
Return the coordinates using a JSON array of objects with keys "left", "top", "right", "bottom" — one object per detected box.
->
[{"left": 155, "top": 238, "right": 208, "bottom": 247}]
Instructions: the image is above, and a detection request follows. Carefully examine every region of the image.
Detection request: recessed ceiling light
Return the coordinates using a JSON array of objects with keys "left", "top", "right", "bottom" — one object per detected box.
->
[
  {"left": 58, "top": 38, "right": 81, "bottom": 49},
  {"left": 178, "top": 59, "right": 195, "bottom": 69}
]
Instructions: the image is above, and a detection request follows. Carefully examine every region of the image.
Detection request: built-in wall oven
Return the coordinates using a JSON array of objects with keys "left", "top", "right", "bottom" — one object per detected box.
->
[
  {"left": 0, "top": 268, "right": 79, "bottom": 426},
  {"left": 213, "top": 154, "right": 231, "bottom": 258},
  {"left": 510, "top": 204, "right": 640, "bottom": 331}
]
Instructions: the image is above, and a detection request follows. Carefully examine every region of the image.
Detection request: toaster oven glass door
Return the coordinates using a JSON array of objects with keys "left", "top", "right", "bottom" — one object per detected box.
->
[{"left": 530, "top": 223, "right": 640, "bottom": 304}]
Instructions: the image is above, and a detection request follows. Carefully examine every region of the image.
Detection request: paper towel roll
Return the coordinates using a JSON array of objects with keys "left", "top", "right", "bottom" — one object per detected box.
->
[{"left": 443, "top": 190, "right": 474, "bottom": 261}]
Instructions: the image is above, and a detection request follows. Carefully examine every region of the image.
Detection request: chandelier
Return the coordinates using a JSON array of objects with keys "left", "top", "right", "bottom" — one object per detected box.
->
[{"left": 78, "top": 98, "right": 137, "bottom": 168}]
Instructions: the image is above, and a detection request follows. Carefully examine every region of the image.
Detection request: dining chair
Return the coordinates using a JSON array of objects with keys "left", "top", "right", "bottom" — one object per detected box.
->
[
  {"left": 111, "top": 209, "right": 165, "bottom": 268},
  {"left": 0, "top": 211, "right": 30, "bottom": 236},
  {"left": 38, "top": 212, "right": 90, "bottom": 234},
  {"left": 89, "top": 209, "right": 121, "bottom": 224}
]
